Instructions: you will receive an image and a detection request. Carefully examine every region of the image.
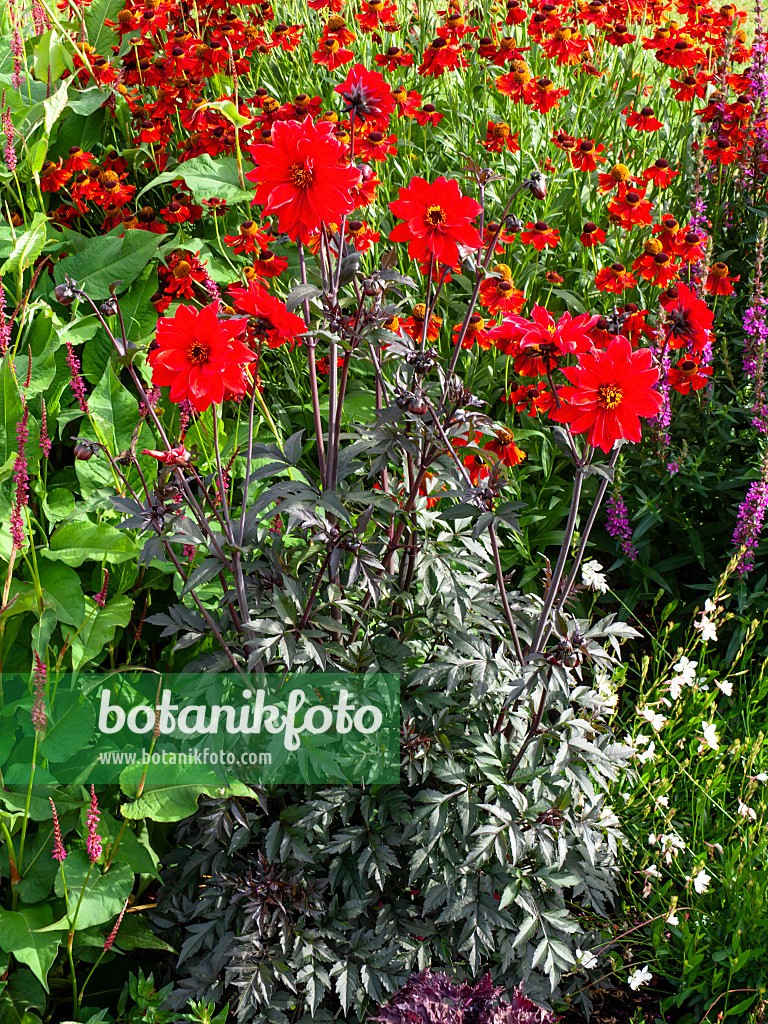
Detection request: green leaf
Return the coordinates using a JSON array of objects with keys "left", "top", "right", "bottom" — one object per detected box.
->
[
  {"left": 69, "top": 596, "right": 132, "bottom": 672},
  {"left": 1, "top": 214, "right": 48, "bottom": 281},
  {"left": 88, "top": 365, "right": 140, "bottom": 453},
  {"left": 0, "top": 907, "right": 62, "bottom": 990},
  {"left": 53, "top": 231, "right": 161, "bottom": 298},
  {"left": 46, "top": 521, "right": 139, "bottom": 567},
  {"left": 66, "top": 88, "right": 108, "bottom": 117},
  {"left": 50, "top": 851, "right": 133, "bottom": 930},
  {"left": 36, "top": 556, "right": 85, "bottom": 626},
  {"left": 84, "top": 0, "right": 124, "bottom": 56},
  {"left": 0, "top": 967, "right": 46, "bottom": 1024},
  {"left": 39, "top": 691, "right": 95, "bottom": 762},
  {"left": 119, "top": 762, "right": 255, "bottom": 822},
  {"left": 136, "top": 154, "right": 252, "bottom": 204},
  {"left": 43, "top": 80, "right": 69, "bottom": 134},
  {"left": 114, "top": 914, "right": 174, "bottom": 952},
  {"left": 33, "top": 31, "right": 71, "bottom": 87}
]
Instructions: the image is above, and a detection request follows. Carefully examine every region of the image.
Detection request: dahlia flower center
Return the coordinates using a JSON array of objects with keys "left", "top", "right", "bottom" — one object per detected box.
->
[
  {"left": 425, "top": 204, "right": 447, "bottom": 228},
  {"left": 681, "top": 359, "right": 696, "bottom": 371},
  {"left": 173, "top": 261, "right": 192, "bottom": 278},
  {"left": 289, "top": 163, "right": 314, "bottom": 189},
  {"left": 610, "top": 163, "right": 630, "bottom": 181},
  {"left": 711, "top": 262, "right": 729, "bottom": 277},
  {"left": 187, "top": 342, "right": 210, "bottom": 365},
  {"left": 598, "top": 384, "right": 624, "bottom": 410},
  {"left": 493, "top": 123, "right": 511, "bottom": 138}
]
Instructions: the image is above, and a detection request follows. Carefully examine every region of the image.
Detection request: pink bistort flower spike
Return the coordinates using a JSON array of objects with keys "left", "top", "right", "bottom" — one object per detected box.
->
[
  {"left": 50, "top": 799, "right": 67, "bottom": 863},
  {"left": 86, "top": 784, "right": 102, "bottom": 864}
]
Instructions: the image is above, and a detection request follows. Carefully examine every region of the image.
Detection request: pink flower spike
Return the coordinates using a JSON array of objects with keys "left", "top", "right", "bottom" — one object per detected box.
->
[
  {"left": 94, "top": 569, "right": 109, "bottom": 608},
  {"left": 50, "top": 799, "right": 67, "bottom": 862},
  {"left": 103, "top": 898, "right": 129, "bottom": 952},
  {"left": 31, "top": 654, "right": 47, "bottom": 734},
  {"left": 86, "top": 784, "right": 102, "bottom": 864}
]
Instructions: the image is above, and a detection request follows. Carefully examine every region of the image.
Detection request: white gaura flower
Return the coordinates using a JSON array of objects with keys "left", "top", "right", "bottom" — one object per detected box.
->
[
  {"left": 656, "top": 795, "right": 669, "bottom": 809},
  {"left": 692, "top": 868, "right": 711, "bottom": 894},
  {"left": 643, "top": 865, "right": 661, "bottom": 878},
  {"left": 672, "top": 656, "right": 697, "bottom": 684},
  {"left": 738, "top": 801, "right": 757, "bottom": 821},
  {"left": 715, "top": 679, "right": 733, "bottom": 696},
  {"left": 639, "top": 707, "right": 667, "bottom": 732},
  {"left": 696, "top": 615, "right": 717, "bottom": 642},
  {"left": 628, "top": 965, "right": 652, "bottom": 990},
  {"left": 666, "top": 911, "right": 679, "bottom": 926},
  {"left": 668, "top": 676, "right": 685, "bottom": 701},
  {"left": 637, "top": 740, "right": 657, "bottom": 763},
  {"left": 754, "top": 772, "right": 768, "bottom": 783},
  {"left": 582, "top": 559, "right": 608, "bottom": 593},
  {"left": 699, "top": 722, "right": 719, "bottom": 752},
  {"left": 575, "top": 948, "right": 598, "bottom": 970}
]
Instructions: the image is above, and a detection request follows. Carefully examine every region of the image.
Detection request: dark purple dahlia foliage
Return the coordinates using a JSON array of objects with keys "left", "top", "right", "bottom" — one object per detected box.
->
[{"left": 371, "top": 971, "right": 554, "bottom": 1024}]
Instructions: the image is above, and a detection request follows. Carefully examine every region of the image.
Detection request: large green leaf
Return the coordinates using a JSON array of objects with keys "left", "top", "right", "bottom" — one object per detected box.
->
[
  {"left": 89, "top": 365, "right": 140, "bottom": 453},
  {"left": 137, "top": 154, "right": 252, "bottom": 204},
  {"left": 120, "top": 762, "right": 255, "bottom": 821},
  {"left": 53, "top": 231, "right": 161, "bottom": 298},
  {"left": 69, "top": 595, "right": 132, "bottom": 672},
  {"left": 38, "top": 691, "right": 95, "bottom": 762},
  {"left": 36, "top": 556, "right": 85, "bottom": 626},
  {"left": 0, "top": 907, "right": 62, "bottom": 991},
  {"left": 46, "top": 521, "right": 139, "bottom": 566},
  {"left": 0, "top": 967, "right": 45, "bottom": 1024},
  {"left": 84, "top": 0, "right": 124, "bottom": 58},
  {"left": 50, "top": 851, "right": 133, "bottom": 930}
]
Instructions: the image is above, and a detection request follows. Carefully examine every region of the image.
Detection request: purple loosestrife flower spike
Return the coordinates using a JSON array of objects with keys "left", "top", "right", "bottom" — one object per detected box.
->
[
  {"left": 66, "top": 341, "right": 90, "bottom": 414},
  {"left": 86, "top": 785, "right": 102, "bottom": 864},
  {"left": 606, "top": 490, "right": 637, "bottom": 561},
  {"left": 50, "top": 799, "right": 67, "bottom": 863},
  {"left": 732, "top": 476, "right": 768, "bottom": 578},
  {"left": 103, "top": 899, "right": 129, "bottom": 952},
  {"left": 31, "top": 653, "right": 47, "bottom": 734}
]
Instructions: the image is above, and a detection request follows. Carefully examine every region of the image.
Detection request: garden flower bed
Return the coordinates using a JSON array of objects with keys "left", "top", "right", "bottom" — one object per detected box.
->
[{"left": 0, "top": 0, "right": 767, "bottom": 1022}]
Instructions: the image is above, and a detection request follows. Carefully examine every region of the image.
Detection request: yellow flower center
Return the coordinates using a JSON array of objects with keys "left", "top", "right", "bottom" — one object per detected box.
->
[
  {"left": 493, "top": 122, "right": 511, "bottom": 138},
  {"left": 711, "top": 262, "right": 729, "bottom": 277},
  {"left": 644, "top": 239, "right": 664, "bottom": 256},
  {"left": 610, "top": 163, "right": 630, "bottom": 182},
  {"left": 289, "top": 163, "right": 314, "bottom": 188},
  {"left": 598, "top": 384, "right": 624, "bottom": 410},
  {"left": 173, "top": 260, "right": 192, "bottom": 278},
  {"left": 425, "top": 204, "right": 447, "bottom": 227}
]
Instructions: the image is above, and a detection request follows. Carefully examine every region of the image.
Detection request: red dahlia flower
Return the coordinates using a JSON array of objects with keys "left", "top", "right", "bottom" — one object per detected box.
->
[
  {"left": 228, "top": 281, "right": 306, "bottom": 348},
  {"left": 660, "top": 283, "right": 714, "bottom": 351},
  {"left": 334, "top": 63, "right": 395, "bottom": 128},
  {"left": 551, "top": 336, "right": 662, "bottom": 452},
  {"left": 149, "top": 304, "right": 253, "bottom": 411},
  {"left": 246, "top": 116, "right": 361, "bottom": 243},
  {"left": 389, "top": 175, "right": 482, "bottom": 265}
]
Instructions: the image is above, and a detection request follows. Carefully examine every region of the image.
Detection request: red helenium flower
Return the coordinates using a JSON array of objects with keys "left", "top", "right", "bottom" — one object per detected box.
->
[
  {"left": 246, "top": 115, "right": 361, "bottom": 243},
  {"left": 551, "top": 336, "right": 662, "bottom": 452},
  {"left": 389, "top": 175, "right": 482, "bottom": 265},
  {"left": 149, "top": 303, "right": 254, "bottom": 411}
]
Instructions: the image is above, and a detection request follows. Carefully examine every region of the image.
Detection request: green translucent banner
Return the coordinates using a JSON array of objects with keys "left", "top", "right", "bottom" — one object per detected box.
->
[{"left": 2, "top": 672, "right": 401, "bottom": 788}]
